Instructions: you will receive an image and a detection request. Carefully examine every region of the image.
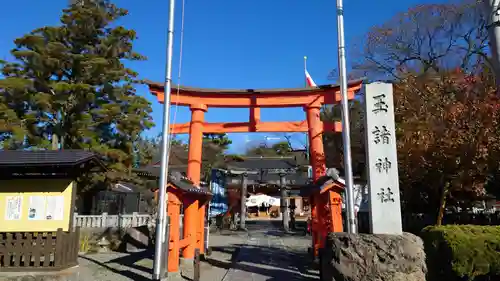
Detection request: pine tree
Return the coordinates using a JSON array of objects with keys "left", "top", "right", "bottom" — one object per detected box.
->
[{"left": 0, "top": 0, "right": 153, "bottom": 184}]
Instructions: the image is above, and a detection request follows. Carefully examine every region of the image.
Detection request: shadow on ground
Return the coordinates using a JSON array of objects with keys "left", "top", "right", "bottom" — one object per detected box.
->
[
  {"left": 207, "top": 243, "right": 318, "bottom": 281},
  {"left": 80, "top": 250, "right": 153, "bottom": 281}
]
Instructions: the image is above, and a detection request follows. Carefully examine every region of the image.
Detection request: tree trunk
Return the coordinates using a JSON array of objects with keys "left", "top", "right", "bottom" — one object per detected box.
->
[
  {"left": 280, "top": 175, "right": 290, "bottom": 232},
  {"left": 240, "top": 174, "right": 247, "bottom": 230},
  {"left": 436, "top": 182, "right": 450, "bottom": 226}
]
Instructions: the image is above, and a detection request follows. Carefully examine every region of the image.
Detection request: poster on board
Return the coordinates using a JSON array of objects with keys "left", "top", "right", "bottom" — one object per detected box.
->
[
  {"left": 5, "top": 196, "right": 22, "bottom": 220},
  {"left": 45, "top": 196, "right": 64, "bottom": 220},
  {"left": 28, "top": 196, "right": 47, "bottom": 220}
]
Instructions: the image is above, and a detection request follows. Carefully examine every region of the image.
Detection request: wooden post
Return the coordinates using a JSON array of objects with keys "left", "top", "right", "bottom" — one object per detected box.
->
[
  {"left": 72, "top": 227, "right": 81, "bottom": 266},
  {"left": 54, "top": 229, "right": 64, "bottom": 268},
  {"left": 290, "top": 198, "right": 296, "bottom": 230},
  {"left": 240, "top": 173, "right": 248, "bottom": 230},
  {"left": 193, "top": 248, "right": 201, "bottom": 281},
  {"left": 280, "top": 174, "right": 290, "bottom": 232},
  {"left": 162, "top": 215, "right": 170, "bottom": 277}
]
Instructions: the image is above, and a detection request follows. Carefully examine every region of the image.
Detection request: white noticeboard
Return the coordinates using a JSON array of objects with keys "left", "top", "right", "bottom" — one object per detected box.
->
[
  {"left": 28, "top": 196, "right": 47, "bottom": 220},
  {"left": 5, "top": 196, "right": 23, "bottom": 221},
  {"left": 45, "top": 196, "right": 65, "bottom": 221},
  {"left": 363, "top": 82, "right": 403, "bottom": 235}
]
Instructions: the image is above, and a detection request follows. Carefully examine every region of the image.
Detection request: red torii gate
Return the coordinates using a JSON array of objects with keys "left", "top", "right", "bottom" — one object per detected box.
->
[{"left": 145, "top": 79, "right": 363, "bottom": 271}]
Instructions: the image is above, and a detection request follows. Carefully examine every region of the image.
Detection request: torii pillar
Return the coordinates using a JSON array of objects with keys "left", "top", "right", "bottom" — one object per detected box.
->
[
  {"left": 183, "top": 104, "right": 207, "bottom": 259},
  {"left": 305, "top": 102, "right": 343, "bottom": 256}
]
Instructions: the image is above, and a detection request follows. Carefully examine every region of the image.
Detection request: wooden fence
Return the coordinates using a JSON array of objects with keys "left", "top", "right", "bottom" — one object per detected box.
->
[
  {"left": 0, "top": 228, "right": 80, "bottom": 272},
  {"left": 73, "top": 212, "right": 155, "bottom": 228}
]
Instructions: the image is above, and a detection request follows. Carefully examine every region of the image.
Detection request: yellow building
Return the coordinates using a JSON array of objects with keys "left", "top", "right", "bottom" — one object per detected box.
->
[
  {"left": 0, "top": 150, "right": 105, "bottom": 233},
  {"left": 0, "top": 150, "right": 105, "bottom": 272}
]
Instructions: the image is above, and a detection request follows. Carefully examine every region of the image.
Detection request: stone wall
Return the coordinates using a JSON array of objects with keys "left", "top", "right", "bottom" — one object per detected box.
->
[{"left": 320, "top": 232, "right": 426, "bottom": 281}]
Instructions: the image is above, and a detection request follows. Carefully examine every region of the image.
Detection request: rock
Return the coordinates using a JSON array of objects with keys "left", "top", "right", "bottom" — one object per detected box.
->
[
  {"left": 320, "top": 232, "right": 426, "bottom": 281},
  {"left": 120, "top": 225, "right": 152, "bottom": 253}
]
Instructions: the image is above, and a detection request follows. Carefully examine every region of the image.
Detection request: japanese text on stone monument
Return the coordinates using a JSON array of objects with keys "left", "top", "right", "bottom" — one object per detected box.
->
[{"left": 364, "top": 83, "right": 402, "bottom": 235}]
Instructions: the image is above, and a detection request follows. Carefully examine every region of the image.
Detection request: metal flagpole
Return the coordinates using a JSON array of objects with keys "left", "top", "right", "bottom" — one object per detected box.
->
[
  {"left": 304, "top": 56, "right": 308, "bottom": 86},
  {"left": 335, "top": 0, "right": 357, "bottom": 234},
  {"left": 153, "top": 0, "right": 176, "bottom": 279},
  {"left": 303, "top": 56, "right": 310, "bottom": 160}
]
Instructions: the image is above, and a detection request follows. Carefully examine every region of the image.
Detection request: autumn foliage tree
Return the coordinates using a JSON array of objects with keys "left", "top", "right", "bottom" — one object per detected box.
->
[
  {"left": 332, "top": 0, "right": 500, "bottom": 223},
  {"left": 351, "top": 0, "right": 489, "bottom": 81},
  {"left": 394, "top": 70, "right": 500, "bottom": 217}
]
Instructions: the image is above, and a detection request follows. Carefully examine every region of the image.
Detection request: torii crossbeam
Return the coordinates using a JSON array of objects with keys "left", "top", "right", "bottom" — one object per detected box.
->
[{"left": 146, "top": 79, "right": 363, "bottom": 273}]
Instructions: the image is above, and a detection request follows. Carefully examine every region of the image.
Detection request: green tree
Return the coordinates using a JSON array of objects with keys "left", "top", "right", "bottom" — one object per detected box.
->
[
  {"left": 246, "top": 141, "right": 292, "bottom": 157},
  {"left": 133, "top": 133, "right": 187, "bottom": 168},
  {"left": 0, "top": 74, "right": 26, "bottom": 148},
  {"left": 321, "top": 100, "right": 366, "bottom": 176},
  {"left": 201, "top": 133, "right": 232, "bottom": 182},
  {"left": 203, "top": 133, "right": 232, "bottom": 148},
  {"left": 0, "top": 0, "right": 153, "bottom": 185}
]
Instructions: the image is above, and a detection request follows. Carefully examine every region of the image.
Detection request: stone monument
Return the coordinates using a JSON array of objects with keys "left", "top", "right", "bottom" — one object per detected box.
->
[
  {"left": 363, "top": 82, "right": 403, "bottom": 235},
  {"left": 320, "top": 83, "right": 425, "bottom": 281}
]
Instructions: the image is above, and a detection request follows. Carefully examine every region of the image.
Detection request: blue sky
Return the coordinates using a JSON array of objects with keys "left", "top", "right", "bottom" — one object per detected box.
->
[{"left": 1, "top": 0, "right": 438, "bottom": 153}]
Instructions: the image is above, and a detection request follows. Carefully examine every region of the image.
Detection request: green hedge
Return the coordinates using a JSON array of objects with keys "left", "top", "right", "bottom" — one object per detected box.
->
[{"left": 421, "top": 225, "right": 500, "bottom": 281}]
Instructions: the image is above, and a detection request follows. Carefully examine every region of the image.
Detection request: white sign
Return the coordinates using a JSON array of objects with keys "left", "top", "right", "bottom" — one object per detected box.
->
[
  {"left": 5, "top": 196, "right": 23, "bottom": 221},
  {"left": 28, "top": 196, "right": 47, "bottom": 220},
  {"left": 45, "top": 196, "right": 64, "bottom": 220},
  {"left": 363, "top": 82, "right": 403, "bottom": 235}
]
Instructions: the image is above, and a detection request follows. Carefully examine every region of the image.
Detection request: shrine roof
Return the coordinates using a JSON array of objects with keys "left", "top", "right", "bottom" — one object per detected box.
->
[
  {"left": 245, "top": 172, "right": 309, "bottom": 186},
  {"left": 147, "top": 173, "right": 211, "bottom": 196},
  {"left": 224, "top": 156, "right": 298, "bottom": 170},
  {"left": 169, "top": 177, "right": 212, "bottom": 196},
  {"left": 0, "top": 150, "right": 106, "bottom": 179},
  {"left": 133, "top": 165, "right": 188, "bottom": 178},
  {"left": 145, "top": 79, "right": 365, "bottom": 95},
  {"left": 0, "top": 150, "right": 101, "bottom": 166}
]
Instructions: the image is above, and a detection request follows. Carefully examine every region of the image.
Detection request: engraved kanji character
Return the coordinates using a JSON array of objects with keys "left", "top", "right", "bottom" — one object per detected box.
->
[
  {"left": 372, "top": 94, "right": 389, "bottom": 114},
  {"left": 375, "top": 157, "right": 392, "bottom": 173},
  {"left": 377, "top": 188, "right": 395, "bottom": 203},
  {"left": 372, "top": 126, "right": 391, "bottom": 144}
]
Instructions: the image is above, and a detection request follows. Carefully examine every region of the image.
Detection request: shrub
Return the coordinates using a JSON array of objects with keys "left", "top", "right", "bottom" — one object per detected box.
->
[{"left": 421, "top": 225, "right": 500, "bottom": 281}]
